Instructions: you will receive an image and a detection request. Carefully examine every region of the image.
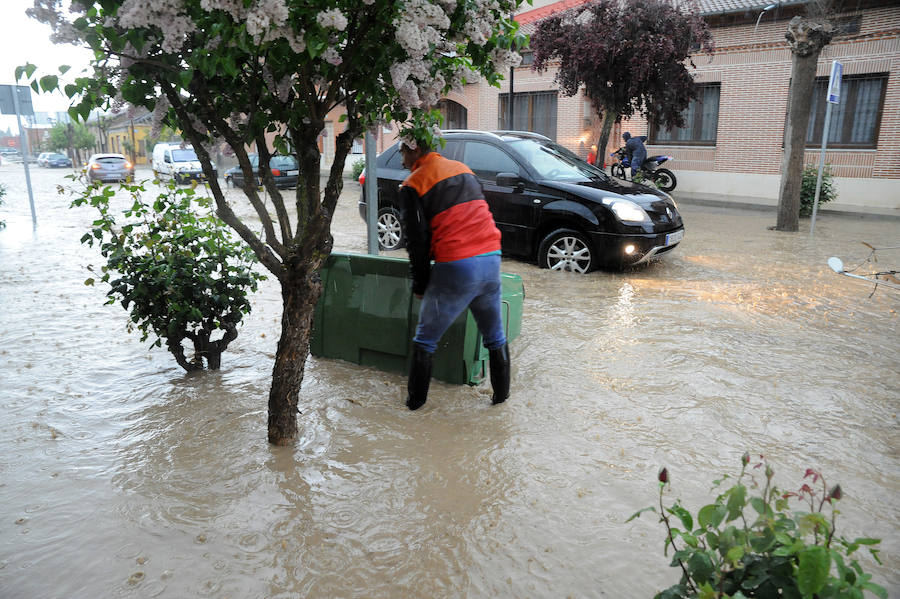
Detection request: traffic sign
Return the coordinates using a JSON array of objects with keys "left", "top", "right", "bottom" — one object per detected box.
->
[
  {"left": 0, "top": 85, "right": 34, "bottom": 116},
  {"left": 827, "top": 61, "right": 842, "bottom": 104}
]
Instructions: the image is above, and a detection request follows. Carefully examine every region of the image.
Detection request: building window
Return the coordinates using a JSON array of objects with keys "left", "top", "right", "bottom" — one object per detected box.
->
[
  {"left": 806, "top": 73, "right": 886, "bottom": 149},
  {"left": 498, "top": 91, "right": 558, "bottom": 140},
  {"left": 649, "top": 83, "right": 720, "bottom": 145},
  {"left": 437, "top": 99, "right": 467, "bottom": 130}
]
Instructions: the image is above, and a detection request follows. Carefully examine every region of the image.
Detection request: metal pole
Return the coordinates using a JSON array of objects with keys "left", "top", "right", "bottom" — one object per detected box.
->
[
  {"left": 364, "top": 131, "right": 379, "bottom": 255},
  {"left": 809, "top": 100, "right": 832, "bottom": 236},
  {"left": 508, "top": 66, "right": 515, "bottom": 130},
  {"left": 13, "top": 87, "right": 37, "bottom": 229}
]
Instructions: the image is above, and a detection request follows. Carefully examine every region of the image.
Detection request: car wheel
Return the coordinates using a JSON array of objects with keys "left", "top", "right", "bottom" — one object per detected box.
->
[
  {"left": 225, "top": 176, "right": 234, "bottom": 188},
  {"left": 538, "top": 229, "right": 595, "bottom": 274},
  {"left": 610, "top": 164, "right": 627, "bottom": 179},
  {"left": 653, "top": 168, "right": 677, "bottom": 192},
  {"left": 377, "top": 207, "right": 404, "bottom": 251}
]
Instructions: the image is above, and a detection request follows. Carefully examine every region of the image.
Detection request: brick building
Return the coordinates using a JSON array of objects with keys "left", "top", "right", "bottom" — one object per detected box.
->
[
  {"left": 501, "top": 0, "right": 900, "bottom": 215},
  {"left": 316, "top": 0, "right": 898, "bottom": 215}
]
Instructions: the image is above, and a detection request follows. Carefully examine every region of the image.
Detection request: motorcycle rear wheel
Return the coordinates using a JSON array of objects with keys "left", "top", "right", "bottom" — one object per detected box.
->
[{"left": 653, "top": 168, "right": 676, "bottom": 192}]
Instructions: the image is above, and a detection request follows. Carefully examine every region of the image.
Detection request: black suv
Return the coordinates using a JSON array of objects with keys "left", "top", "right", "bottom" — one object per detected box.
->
[{"left": 358, "top": 130, "right": 684, "bottom": 272}]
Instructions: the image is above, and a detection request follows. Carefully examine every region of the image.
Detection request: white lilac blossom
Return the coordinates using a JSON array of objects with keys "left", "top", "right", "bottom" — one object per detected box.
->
[
  {"left": 489, "top": 47, "right": 522, "bottom": 70},
  {"left": 316, "top": 9, "right": 348, "bottom": 31},
  {"left": 150, "top": 95, "right": 171, "bottom": 138},
  {"left": 322, "top": 47, "right": 343, "bottom": 66}
]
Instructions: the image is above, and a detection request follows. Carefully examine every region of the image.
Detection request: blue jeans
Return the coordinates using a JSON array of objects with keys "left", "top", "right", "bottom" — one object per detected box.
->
[{"left": 413, "top": 254, "right": 507, "bottom": 354}]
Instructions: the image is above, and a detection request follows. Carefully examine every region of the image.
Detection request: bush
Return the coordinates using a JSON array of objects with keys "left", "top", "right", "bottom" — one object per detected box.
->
[
  {"left": 72, "top": 179, "right": 264, "bottom": 371},
  {"left": 629, "top": 454, "right": 886, "bottom": 599},
  {"left": 350, "top": 157, "right": 366, "bottom": 180},
  {"left": 800, "top": 164, "right": 837, "bottom": 217}
]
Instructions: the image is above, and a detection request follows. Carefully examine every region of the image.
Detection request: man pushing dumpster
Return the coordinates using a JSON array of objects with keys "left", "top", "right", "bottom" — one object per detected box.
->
[{"left": 398, "top": 134, "right": 511, "bottom": 410}]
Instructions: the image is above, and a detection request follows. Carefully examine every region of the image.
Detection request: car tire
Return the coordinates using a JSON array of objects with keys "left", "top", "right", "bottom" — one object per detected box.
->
[
  {"left": 610, "top": 164, "right": 627, "bottom": 179},
  {"left": 225, "top": 176, "right": 234, "bottom": 188},
  {"left": 377, "top": 207, "right": 404, "bottom": 251},
  {"left": 538, "top": 229, "right": 595, "bottom": 274},
  {"left": 653, "top": 168, "right": 677, "bottom": 192}
]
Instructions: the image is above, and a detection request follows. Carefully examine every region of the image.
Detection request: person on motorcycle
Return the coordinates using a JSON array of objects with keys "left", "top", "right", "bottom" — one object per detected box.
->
[{"left": 622, "top": 132, "right": 647, "bottom": 179}]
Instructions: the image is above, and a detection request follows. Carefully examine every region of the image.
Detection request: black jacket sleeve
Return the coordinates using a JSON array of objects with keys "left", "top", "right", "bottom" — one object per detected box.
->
[{"left": 399, "top": 184, "right": 431, "bottom": 295}]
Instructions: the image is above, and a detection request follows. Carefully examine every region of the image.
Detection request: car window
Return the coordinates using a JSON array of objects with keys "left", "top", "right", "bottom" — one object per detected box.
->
[
  {"left": 462, "top": 141, "right": 520, "bottom": 180},
  {"left": 384, "top": 147, "right": 403, "bottom": 170},
  {"left": 439, "top": 140, "right": 462, "bottom": 161},
  {"left": 506, "top": 138, "right": 607, "bottom": 182},
  {"left": 97, "top": 157, "right": 126, "bottom": 164},
  {"left": 171, "top": 148, "right": 198, "bottom": 162},
  {"left": 271, "top": 155, "right": 297, "bottom": 169},
  {"left": 50, "top": 153, "right": 67, "bottom": 159}
]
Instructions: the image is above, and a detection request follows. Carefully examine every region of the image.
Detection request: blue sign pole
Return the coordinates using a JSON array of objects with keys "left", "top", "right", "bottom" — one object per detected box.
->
[{"left": 810, "top": 61, "right": 842, "bottom": 236}]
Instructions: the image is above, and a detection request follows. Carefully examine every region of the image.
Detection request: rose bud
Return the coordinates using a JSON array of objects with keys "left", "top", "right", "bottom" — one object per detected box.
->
[
  {"left": 658, "top": 467, "right": 669, "bottom": 483},
  {"left": 828, "top": 484, "right": 842, "bottom": 501},
  {"left": 741, "top": 452, "right": 750, "bottom": 466}
]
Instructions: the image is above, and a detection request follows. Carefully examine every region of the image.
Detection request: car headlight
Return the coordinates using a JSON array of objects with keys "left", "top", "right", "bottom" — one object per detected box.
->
[{"left": 602, "top": 198, "right": 650, "bottom": 224}]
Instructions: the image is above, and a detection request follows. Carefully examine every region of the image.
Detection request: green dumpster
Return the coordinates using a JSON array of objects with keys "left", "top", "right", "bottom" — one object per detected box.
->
[{"left": 311, "top": 252, "right": 524, "bottom": 385}]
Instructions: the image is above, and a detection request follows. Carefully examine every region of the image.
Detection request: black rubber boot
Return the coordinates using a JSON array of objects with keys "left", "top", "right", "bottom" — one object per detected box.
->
[
  {"left": 488, "top": 343, "right": 510, "bottom": 405},
  {"left": 405, "top": 344, "right": 433, "bottom": 411}
]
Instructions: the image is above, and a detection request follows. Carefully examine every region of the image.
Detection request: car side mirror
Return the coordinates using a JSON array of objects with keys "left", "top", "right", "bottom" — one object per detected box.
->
[
  {"left": 164, "top": 156, "right": 171, "bottom": 163},
  {"left": 496, "top": 172, "right": 524, "bottom": 190}
]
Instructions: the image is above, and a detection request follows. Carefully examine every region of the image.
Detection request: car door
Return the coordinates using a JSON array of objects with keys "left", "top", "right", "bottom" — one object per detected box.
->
[{"left": 460, "top": 140, "right": 538, "bottom": 257}]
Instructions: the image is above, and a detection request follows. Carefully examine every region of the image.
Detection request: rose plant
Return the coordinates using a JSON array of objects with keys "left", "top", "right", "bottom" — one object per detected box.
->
[
  {"left": 628, "top": 454, "right": 886, "bottom": 599},
  {"left": 71, "top": 177, "right": 264, "bottom": 372}
]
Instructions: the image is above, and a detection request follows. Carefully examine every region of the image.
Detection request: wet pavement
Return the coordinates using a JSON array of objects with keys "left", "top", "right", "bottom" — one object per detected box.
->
[{"left": 1, "top": 161, "right": 897, "bottom": 597}]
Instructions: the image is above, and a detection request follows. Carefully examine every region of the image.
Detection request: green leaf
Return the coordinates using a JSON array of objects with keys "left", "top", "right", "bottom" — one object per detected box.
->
[
  {"left": 726, "top": 484, "right": 747, "bottom": 521},
  {"left": 861, "top": 582, "right": 888, "bottom": 599},
  {"left": 726, "top": 545, "right": 745, "bottom": 565},
  {"left": 626, "top": 506, "right": 656, "bottom": 522},
  {"left": 687, "top": 551, "right": 714, "bottom": 584},
  {"left": 668, "top": 503, "right": 693, "bottom": 532},
  {"left": 749, "top": 496, "right": 770, "bottom": 516},
  {"left": 84, "top": 278, "right": 95, "bottom": 286},
  {"left": 698, "top": 504, "right": 725, "bottom": 529},
  {"left": 39, "top": 75, "right": 59, "bottom": 92},
  {"left": 797, "top": 545, "right": 830, "bottom": 596}
]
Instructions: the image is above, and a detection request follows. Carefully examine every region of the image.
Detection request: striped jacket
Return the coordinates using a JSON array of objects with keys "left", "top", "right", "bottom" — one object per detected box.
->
[{"left": 400, "top": 152, "right": 501, "bottom": 295}]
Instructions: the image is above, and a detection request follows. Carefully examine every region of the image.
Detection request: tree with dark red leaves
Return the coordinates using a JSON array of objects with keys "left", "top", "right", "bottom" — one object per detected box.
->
[{"left": 530, "top": 0, "right": 714, "bottom": 166}]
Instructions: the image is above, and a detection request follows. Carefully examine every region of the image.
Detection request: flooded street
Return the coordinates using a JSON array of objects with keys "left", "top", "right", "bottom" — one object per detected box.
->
[{"left": 1, "top": 161, "right": 897, "bottom": 598}]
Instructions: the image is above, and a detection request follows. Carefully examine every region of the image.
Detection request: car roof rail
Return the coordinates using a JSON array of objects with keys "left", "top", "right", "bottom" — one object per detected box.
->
[
  {"left": 440, "top": 129, "right": 504, "bottom": 140},
  {"left": 491, "top": 130, "right": 552, "bottom": 141}
]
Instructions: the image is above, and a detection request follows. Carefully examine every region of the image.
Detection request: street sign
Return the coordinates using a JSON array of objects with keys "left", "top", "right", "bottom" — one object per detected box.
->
[
  {"left": 827, "top": 60, "right": 843, "bottom": 104},
  {"left": 0, "top": 85, "right": 34, "bottom": 116}
]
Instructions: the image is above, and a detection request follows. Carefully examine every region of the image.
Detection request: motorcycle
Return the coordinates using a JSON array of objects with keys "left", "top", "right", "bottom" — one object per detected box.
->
[{"left": 608, "top": 147, "right": 677, "bottom": 192}]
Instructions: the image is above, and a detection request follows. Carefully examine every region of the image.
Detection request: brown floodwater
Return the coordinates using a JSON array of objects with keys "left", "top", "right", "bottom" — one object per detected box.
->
[{"left": 1, "top": 161, "right": 897, "bottom": 598}]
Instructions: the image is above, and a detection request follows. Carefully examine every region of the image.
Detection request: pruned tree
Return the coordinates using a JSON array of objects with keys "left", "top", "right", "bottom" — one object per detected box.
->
[
  {"left": 530, "top": 0, "right": 713, "bottom": 166},
  {"left": 776, "top": 3, "right": 835, "bottom": 232},
  {"left": 23, "top": 0, "right": 525, "bottom": 445}
]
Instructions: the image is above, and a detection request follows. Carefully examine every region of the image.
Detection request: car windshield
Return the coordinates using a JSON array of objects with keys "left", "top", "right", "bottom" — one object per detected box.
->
[
  {"left": 172, "top": 148, "right": 198, "bottom": 161},
  {"left": 96, "top": 157, "right": 126, "bottom": 164},
  {"left": 49, "top": 153, "right": 67, "bottom": 159},
  {"left": 271, "top": 155, "right": 297, "bottom": 169},
  {"left": 506, "top": 138, "right": 607, "bottom": 182}
]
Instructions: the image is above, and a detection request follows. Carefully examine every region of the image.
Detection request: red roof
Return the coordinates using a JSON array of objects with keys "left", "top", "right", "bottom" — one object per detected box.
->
[{"left": 515, "top": 0, "right": 592, "bottom": 24}]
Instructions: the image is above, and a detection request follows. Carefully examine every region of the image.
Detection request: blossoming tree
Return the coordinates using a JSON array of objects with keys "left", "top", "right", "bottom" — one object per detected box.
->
[{"left": 24, "top": 0, "right": 525, "bottom": 445}]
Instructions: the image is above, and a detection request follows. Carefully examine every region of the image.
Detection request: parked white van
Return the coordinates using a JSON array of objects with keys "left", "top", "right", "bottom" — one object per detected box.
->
[{"left": 151, "top": 142, "right": 217, "bottom": 184}]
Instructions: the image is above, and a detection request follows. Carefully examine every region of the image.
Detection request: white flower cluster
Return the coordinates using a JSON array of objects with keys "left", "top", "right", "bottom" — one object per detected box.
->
[
  {"left": 118, "top": 0, "right": 196, "bottom": 53},
  {"left": 316, "top": 9, "right": 348, "bottom": 31},
  {"left": 489, "top": 47, "right": 522, "bottom": 70}
]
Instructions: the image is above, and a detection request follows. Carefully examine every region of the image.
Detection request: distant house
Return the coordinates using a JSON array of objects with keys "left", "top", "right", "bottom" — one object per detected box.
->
[{"left": 105, "top": 109, "right": 153, "bottom": 165}]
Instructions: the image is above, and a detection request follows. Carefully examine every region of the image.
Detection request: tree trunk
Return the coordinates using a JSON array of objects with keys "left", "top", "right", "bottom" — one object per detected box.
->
[
  {"left": 595, "top": 108, "right": 618, "bottom": 168},
  {"left": 267, "top": 263, "right": 322, "bottom": 445},
  {"left": 776, "top": 16, "right": 833, "bottom": 231}
]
